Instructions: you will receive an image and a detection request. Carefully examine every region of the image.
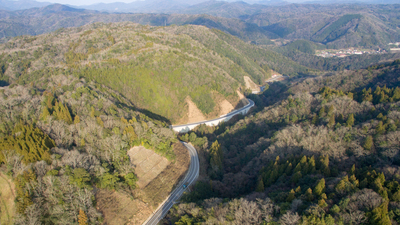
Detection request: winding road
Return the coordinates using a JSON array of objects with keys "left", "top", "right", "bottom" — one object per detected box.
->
[
  {"left": 142, "top": 142, "right": 199, "bottom": 225},
  {"left": 143, "top": 98, "right": 255, "bottom": 224}
]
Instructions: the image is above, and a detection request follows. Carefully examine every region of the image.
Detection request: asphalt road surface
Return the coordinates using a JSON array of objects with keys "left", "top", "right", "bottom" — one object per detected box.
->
[{"left": 142, "top": 142, "right": 199, "bottom": 225}]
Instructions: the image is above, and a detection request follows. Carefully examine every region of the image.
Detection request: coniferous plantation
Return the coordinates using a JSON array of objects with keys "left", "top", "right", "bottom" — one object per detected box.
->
[{"left": 0, "top": 3, "right": 399, "bottom": 224}]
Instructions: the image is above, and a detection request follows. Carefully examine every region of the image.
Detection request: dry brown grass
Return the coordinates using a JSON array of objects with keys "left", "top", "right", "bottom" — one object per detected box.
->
[
  {"left": 95, "top": 188, "right": 152, "bottom": 225},
  {"left": 0, "top": 172, "right": 15, "bottom": 225},
  {"left": 127, "top": 146, "right": 170, "bottom": 188}
]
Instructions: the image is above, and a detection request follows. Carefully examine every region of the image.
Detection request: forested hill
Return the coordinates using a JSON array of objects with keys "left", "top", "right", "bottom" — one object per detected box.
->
[
  {"left": 0, "top": 22, "right": 311, "bottom": 124},
  {"left": 168, "top": 60, "right": 400, "bottom": 224},
  {"left": 0, "top": 68, "right": 182, "bottom": 223}
]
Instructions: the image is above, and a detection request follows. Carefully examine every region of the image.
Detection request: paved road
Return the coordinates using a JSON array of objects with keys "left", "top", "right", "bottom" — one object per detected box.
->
[{"left": 142, "top": 142, "right": 199, "bottom": 225}]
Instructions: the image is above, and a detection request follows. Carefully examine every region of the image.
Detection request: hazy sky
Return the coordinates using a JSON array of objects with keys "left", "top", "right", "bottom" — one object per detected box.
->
[
  {"left": 36, "top": 0, "right": 142, "bottom": 6},
  {"left": 35, "top": 0, "right": 306, "bottom": 6}
]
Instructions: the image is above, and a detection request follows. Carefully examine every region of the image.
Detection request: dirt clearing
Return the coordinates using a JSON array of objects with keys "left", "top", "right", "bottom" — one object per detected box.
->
[
  {"left": 127, "top": 146, "right": 170, "bottom": 188},
  {"left": 186, "top": 97, "right": 206, "bottom": 123},
  {"left": 219, "top": 99, "right": 234, "bottom": 115},
  {"left": 0, "top": 172, "right": 15, "bottom": 225},
  {"left": 244, "top": 76, "right": 260, "bottom": 92}
]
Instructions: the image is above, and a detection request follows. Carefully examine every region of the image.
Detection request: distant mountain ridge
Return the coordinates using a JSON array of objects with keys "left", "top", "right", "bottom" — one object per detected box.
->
[
  {"left": 1, "top": 2, "right": 399, "bottom": 49},
  {"left": 0, "top": 0, "right": 398, "bottom": 12}
]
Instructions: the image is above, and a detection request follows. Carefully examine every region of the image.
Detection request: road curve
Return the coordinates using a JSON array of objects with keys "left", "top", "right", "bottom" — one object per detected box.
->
[{"left": 142, "top": 142, "right": 199, "bottom": 225}]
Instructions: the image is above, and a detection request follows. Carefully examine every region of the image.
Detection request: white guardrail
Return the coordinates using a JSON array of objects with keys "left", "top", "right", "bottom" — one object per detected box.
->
[{"left": 171, "top": 99, "right": 255, "bottom": 133}]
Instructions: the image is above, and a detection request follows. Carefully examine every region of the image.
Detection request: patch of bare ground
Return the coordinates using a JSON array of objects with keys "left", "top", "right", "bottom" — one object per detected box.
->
[
  {"left": 96, "top": 143, "right": 189, "bottom": 225},
  {"left": 127, "top": 146, "right": 170, "bottom": 188},
  {"left": 186, "top": 96, "right": 206, "bottom": 124},
  {"left": 219, "top": 99, "right": 234, "bottom": 115},
  {"left": 0, "top": 172, "right": 15, "bottom": 225},
  {"left": 269, "top": 69, "right": 282, "bottom": 77},
  {"left": 236, "top": 89, "right": 249, "bottom": 109},
  {"left": 244, "top": 76, "right": 260, "bottom": 92},
  {"left": 211, "top": 91, "right": 235, "bottom": 117}
]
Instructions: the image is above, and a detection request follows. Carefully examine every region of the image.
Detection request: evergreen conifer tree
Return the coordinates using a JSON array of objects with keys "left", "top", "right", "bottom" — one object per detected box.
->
[
  {"left": 346, "top": 114, "right": 355, "bottom": 127},
  {"left": 314, "top": 178, "right": 326, "bottom": 197},
  {"left": 363, "top": 136, "right": 373, "bottom": 150},
  {"left": 256, "top": 177, "right": 264, "bottom": 192},
  {"left": 286, "top": 189, "right": 296, "bottom": 202},
  {"left": 328, "top": 114, "right": 335, "bottom": 128}
]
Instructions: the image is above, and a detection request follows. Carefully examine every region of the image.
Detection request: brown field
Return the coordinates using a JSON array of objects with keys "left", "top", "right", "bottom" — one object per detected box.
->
[
  {"left": 0, "top": 172, "right": 15, "bottom": 225},
  {"left": 96, "top": 142, "right": 190, "bottom": 225}
]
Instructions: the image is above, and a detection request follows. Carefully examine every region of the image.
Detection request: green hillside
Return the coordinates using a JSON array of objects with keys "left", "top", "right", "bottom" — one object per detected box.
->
[
  {"left": 0, "top": 22, "right": 310, "bottom": 124},
  {"left": 313, "top": 14, "right": 363, "bottom": 43}
]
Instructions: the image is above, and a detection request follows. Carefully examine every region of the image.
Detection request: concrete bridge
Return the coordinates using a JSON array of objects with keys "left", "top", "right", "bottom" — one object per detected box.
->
[{"left": 171, "top": 99, "right": 255, "bottom": 133}]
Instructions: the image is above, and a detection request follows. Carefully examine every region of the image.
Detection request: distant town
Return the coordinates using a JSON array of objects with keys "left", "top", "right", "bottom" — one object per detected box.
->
[{"left": 315, "top": 48, "right": 387, "bottom": 58}]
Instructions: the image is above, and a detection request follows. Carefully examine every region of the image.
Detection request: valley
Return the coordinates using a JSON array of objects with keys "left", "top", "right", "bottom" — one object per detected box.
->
[{"left": 0, "top": 0, "right": 399, "bottom": 224}]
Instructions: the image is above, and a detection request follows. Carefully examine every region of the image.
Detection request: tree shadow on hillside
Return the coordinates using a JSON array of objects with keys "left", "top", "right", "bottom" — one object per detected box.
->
[
  {"left": 0, "top": 80, "right": 9, "bottom": 87},
  {"left": 139, "top": 108, "right": 172, "bottom": 125},
  {"left": 115, "top": 101, "right": 171, "bottom": 125}
]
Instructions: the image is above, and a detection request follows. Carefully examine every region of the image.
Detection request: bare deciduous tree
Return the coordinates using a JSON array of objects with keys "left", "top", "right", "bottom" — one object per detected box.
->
[{"left": 279, "top": 211, "right": 300, "bottom": 225}]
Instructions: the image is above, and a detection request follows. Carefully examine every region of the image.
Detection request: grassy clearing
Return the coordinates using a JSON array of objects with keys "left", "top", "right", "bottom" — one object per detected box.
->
[{"left": 0, "top": 172, "right": 15, "bottom": 225}]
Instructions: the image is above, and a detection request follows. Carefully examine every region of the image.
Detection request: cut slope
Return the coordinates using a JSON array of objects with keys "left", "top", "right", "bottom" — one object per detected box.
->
[
  {"left": 219, "top": 99, "right": 234, "bottom": 115},
  {"left": 186, "top": 97, "right": 206, "bottom": 124},
  {"left": 244, "top": 76, "right": 260, "bottom": 92}
]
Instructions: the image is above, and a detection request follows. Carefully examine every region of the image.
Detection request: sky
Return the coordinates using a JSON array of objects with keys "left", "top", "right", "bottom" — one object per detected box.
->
[
  {"left": 34, "top": 0, "right": 330, "bottom": 6},
  {"left": 36, "top": 0, "right": 142, "bottom": 6}
]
